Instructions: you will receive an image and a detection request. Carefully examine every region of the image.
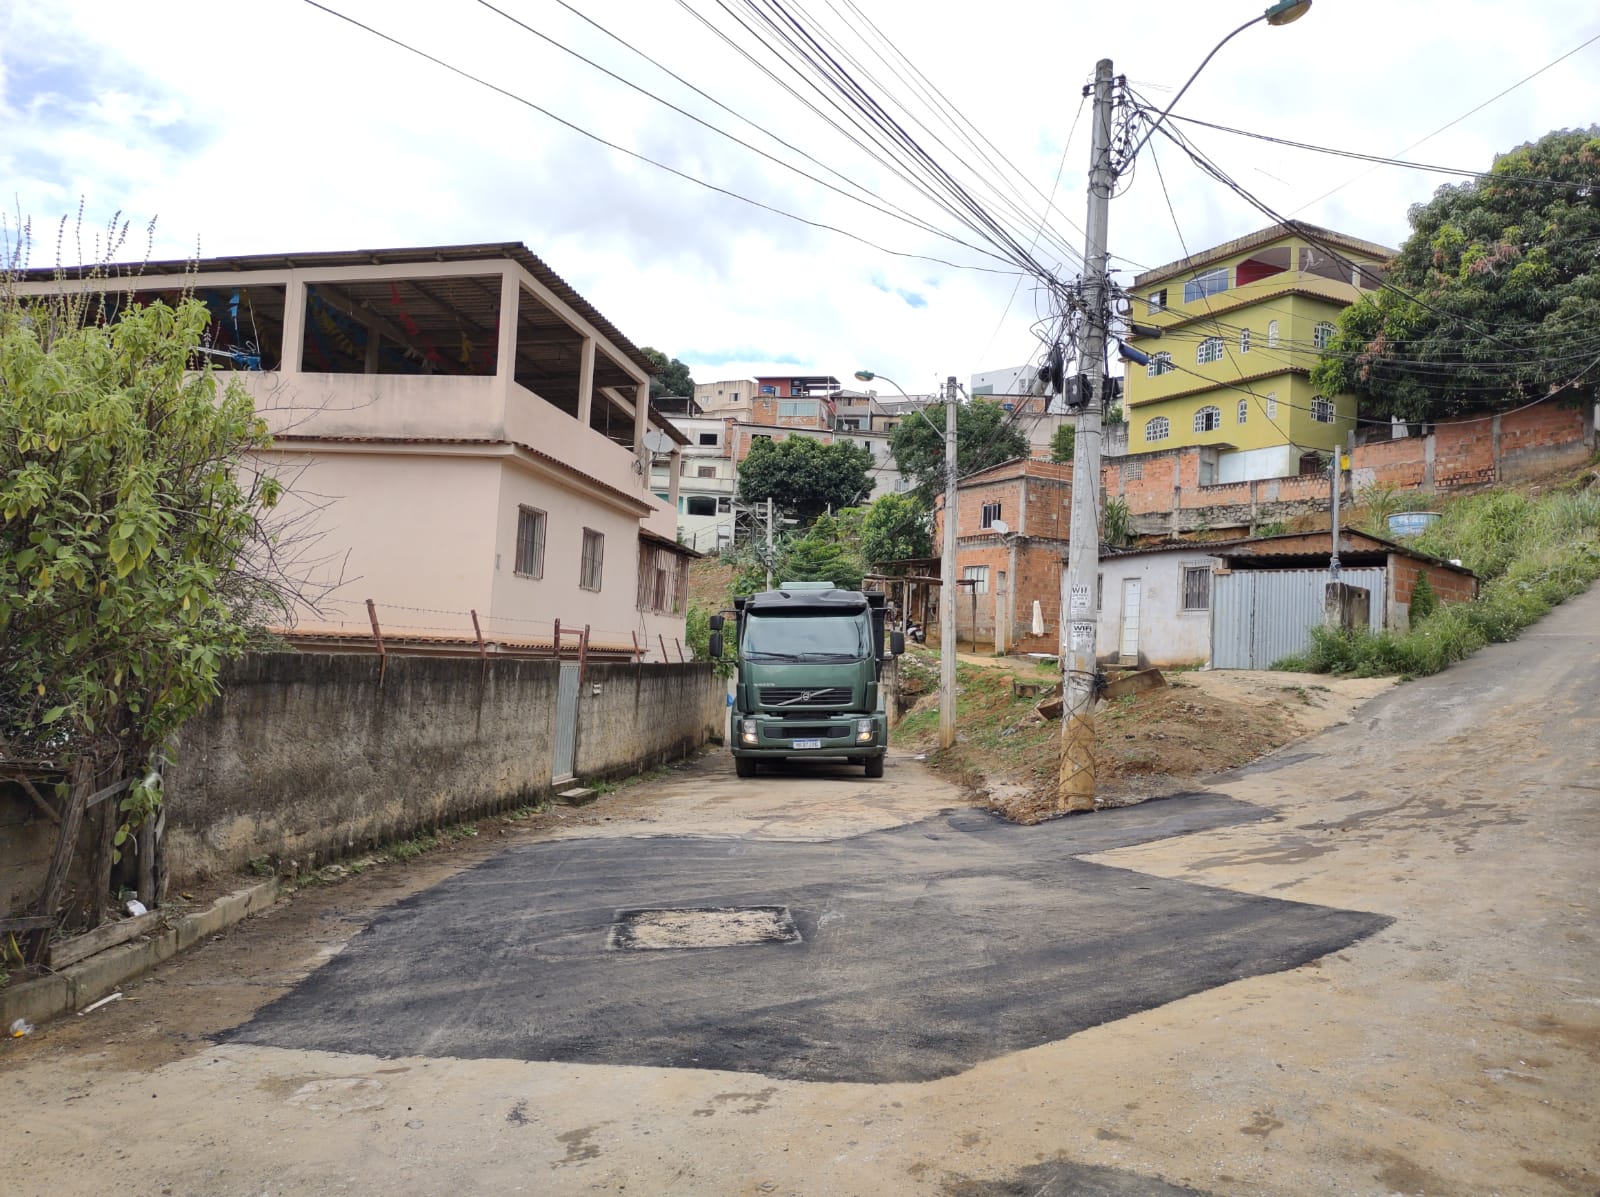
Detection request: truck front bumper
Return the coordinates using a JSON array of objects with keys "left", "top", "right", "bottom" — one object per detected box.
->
[{"left": 732, "top": 713, "right": 888, "bottom": 759}]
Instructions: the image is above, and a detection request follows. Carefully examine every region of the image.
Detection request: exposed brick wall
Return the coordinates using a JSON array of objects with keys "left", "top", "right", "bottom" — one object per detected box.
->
[{"left": 1392, "top": 557, "right": 1478, "bottom": 607}]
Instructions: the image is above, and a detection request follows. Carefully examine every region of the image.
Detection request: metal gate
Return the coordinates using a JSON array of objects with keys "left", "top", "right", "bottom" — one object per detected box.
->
[
  {"left": 552, "top": 662, "right": 581, "bottom": 783},
  {"left": 1211, "top": 567, "right": 1385, "bottom": 670}
]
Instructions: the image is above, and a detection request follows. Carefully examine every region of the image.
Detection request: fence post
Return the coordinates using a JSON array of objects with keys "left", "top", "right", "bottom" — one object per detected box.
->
[
  {"left": 675, "top": 638, "right": 685, "bottom": 663},
  {"left": 631, "top": 631, "right": 642, "bottom": 663},
  {"left": 658, "top": 633, "right": 668, "bottom": 663},
  {"left": 470, "top": 609, "right": 487, "bottom": 659},
  {"left": 366, "top": 598, "right": 386, "bottom": 682}
]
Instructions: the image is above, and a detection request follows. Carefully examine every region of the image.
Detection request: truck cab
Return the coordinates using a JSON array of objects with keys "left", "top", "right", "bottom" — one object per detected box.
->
[{"left": 710, "top": 582, "right": 903, "bottom": 778}]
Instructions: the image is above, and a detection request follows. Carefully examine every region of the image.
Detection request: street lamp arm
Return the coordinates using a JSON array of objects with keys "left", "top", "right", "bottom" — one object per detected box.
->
[{"left": 1118, "top": 13, "right": 1263, "bottom": 170}]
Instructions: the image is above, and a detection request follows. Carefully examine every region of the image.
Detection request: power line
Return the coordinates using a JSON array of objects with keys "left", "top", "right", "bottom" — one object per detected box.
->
[
  {"left": 1289, "top": 30, "right": 1600, "bottom": 214},
  {"left": 297, "top": 0, "right": 1024, "bottom": 276}
]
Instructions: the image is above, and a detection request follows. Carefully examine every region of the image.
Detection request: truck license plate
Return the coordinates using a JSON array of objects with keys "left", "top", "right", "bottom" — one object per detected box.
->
[{"left": 792, "top": 739, "right": 823, "bottom": 749}]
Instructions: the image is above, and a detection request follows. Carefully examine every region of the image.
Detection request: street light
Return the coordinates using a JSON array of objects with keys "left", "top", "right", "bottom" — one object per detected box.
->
[
  {"left": 1058, "top": 3, "right": 1313, "bottom": 813},
  {"left": 858, "top": 367, "right": 960, "bottom": 750},
  {"left": 1120, "top": 1, "right": 1312, "bottom": 168}
]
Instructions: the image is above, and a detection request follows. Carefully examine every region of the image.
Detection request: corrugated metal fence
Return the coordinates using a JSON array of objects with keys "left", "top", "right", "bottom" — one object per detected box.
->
[
  {"left": 1211, "top": 567, "right": 1386, "bottom": 669},
  {"left": 552, "top": 662, "right": 581, "bottom": 782}
]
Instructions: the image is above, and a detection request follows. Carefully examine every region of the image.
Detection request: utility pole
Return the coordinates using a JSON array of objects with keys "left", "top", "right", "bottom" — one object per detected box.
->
[
  {"left": 940, "top": 374, "right": 959, "bottom": 750},
  {"left": 1328, "top": 448, "right": 1341, "bottom": 581},
  {"left": 765, "top": 496, "right": 775, "bottom": 591},
  {"left": 1058, "top": 58, "right": 1115, "bottom": 813}
]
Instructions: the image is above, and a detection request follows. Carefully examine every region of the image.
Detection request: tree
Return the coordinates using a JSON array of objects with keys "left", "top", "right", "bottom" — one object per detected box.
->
[
  {"left": 1313, "top": 128, "right": 1600, "bottom": 422},
  {"left": 888, "top": 400, "right": 1030, "bottom": 505},
  {"left": 774, "top": 514, "right": 866, "bottom": 591},
  {"left": 641, "top": 346, "right": 695, "bottom": 398},
  {"left": 1, "top": 286, "right": 291, "bottom": 929},
  {"left": 736, "top": 435, "right": 873, "bottom": 523},
  {"left": 860, "top": 492, "right": 932, "bottom": 565},
  {"left": 1049, "top": 424, "right": 1075, "bottom": 463}
]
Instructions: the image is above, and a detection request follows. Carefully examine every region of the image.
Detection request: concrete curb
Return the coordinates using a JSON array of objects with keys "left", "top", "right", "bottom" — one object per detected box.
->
[{"left": 1, "top": 878, "right": 280, "bottom": 1031}]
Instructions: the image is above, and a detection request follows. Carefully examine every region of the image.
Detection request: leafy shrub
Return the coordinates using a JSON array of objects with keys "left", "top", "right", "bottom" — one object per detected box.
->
[{"left": 1408, "top": 572, "right": 1439, "bottom": 623}]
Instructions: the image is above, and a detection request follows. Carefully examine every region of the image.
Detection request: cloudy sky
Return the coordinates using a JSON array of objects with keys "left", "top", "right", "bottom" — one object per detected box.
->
[{"left": 3, "top": 0, "right": 1597, "bottom": 393}]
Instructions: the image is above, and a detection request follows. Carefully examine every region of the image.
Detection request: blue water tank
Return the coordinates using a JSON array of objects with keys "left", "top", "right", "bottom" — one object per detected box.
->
[{"left": 1387, "top": 511, "right": 1441, "bottom": 538}]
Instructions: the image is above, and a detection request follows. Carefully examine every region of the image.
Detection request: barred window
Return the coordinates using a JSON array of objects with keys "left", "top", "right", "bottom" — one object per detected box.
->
[
  {"left": 962, "top": 565, "right": 990, "bottom": 595},
  {"left": 1145, "top": 416, "right": 1170, "bottom": 442},
  {"left": 981, "top": 501, "right": 1002, "bottom": 529},
  {"left": 514, "top": 506, "right": 546, "bottom": 578},
  {"left": 1267, "top": 320, "right": 1280, "bottom": 348},
  {"left": 1311, "top": 395, "right": 1337, "bottom": 423},
  {"left": 1239, "top": 328, "right": 1251, "bottom": 354},
  {"left": 637, "top": 542, "right": 688, "bottom": 614},
  {"left": 580, "top": 528, "right": 605, "bottom": 591},
  {"left": 1313, "top": 321, "right": 1337, "bottom": 350},
  {"left": 1182, "top": 565, "right": 1211, "bottom": 611},
  {"left": 1147, "top": 351, "right": 1173, "bottom": 377},
  {"left": 1266, "top": 391, "right": 1279, "bottom": 419},
  {"left": 1197, "top": 337, "right": 1224, "bottom": 365},
  {"left": 1237, "top": 399, "right": 1249, "bottom": 425},
  {"left": 1193, "top": 405, "right": 1222, "bottom": 433}
]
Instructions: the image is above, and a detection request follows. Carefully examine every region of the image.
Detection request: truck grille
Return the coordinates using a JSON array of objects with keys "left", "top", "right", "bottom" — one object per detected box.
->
[
  {"left": 779, "top": 725, "right": 849, "bottom": 739},
  {"left": 759, "top": 686, "right": 852, "bottom": 706}
]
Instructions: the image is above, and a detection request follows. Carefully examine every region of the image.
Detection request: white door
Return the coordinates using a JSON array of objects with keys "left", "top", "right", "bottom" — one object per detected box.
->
[{"left": 1120, "top": 578, "right": 1142, "bottom": 660}]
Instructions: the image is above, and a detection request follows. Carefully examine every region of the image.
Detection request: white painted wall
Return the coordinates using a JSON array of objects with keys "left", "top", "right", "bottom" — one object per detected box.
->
[
  {"left": 1217, "top": 444, "right": 1302, "bottom": 484},
  {"left": 1091, "top": 550, "right": 1222, "bottom": 667}
]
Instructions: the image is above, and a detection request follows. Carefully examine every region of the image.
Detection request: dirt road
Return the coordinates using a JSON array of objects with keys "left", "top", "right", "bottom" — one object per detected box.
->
[{"left": 5, "top": 587, "right": 1597, "bottom": 1195}]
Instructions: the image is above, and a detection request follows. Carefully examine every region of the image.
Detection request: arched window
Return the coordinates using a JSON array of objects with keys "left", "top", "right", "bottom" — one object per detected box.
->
[
  {"left": 1239, "top": 328, "right": 1251, "bottom": 354},
  {"left": 1193, "top": 405, "right": 1222, "bottom": 433},
  {"left": 1237, "top": 399, "right": 1249, "bottom": 425},
  {"left": 1313, "top": 321, "right": 1337, "bottom": 350},
  {"left": 1311, "top": 395, "right": 1337, "bottom": 423},
  {"left": 1145, "top": 416, "right": 1170, "bottom": 442},
  {"left": 1197, "top": 337, "right": 1224, "bottom": 365},
  {"left": 1265, "top": 391, "right": 1279, "bottom": 419},
  {"left": 1267, "top": 320, "right": 1279, "bottom": 348},
  {"left": 1147, "top": 351, "right": 1173, "bottom": 378}
]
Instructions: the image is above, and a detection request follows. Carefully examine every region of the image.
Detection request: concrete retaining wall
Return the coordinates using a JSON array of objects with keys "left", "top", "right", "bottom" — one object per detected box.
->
[{"left": 158, "top": 651, "right": 721, "bottom": 885}]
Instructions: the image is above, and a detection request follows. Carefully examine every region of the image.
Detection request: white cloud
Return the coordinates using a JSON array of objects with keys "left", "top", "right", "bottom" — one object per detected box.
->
[{"left": 4, "top": 0, "right": 1597, "bottom": 386}]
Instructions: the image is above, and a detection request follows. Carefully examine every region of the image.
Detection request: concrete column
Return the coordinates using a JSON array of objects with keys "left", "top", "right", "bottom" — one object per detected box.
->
[
  {"left": 577, "top": 336, "right": 596, "bottom": 426},
  {"left": 280, "top": 276, "right": 305, "bottom": 374},
  {"left": 634, "top": 380, "right": 650, "bottom": 458},
  {"left": 1491, "top": 412, "right": 1503, "bottom": 482},
  {"left": 668, "top": 447, "right": 682, "bottom": 513},
  {"left": 496, "top": 271, "right": 520, "bottom": 382}
]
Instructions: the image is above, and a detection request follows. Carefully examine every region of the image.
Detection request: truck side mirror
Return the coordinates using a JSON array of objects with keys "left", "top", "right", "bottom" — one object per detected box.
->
[
  {"left": 890, "top": 631, "right": 905, "bottom": 657},
  {"left": 708, "top": 632, "right": 723, "bottom": 659},
  {"left": 708, "top": 614, "right": 724, "bottom": 631}
]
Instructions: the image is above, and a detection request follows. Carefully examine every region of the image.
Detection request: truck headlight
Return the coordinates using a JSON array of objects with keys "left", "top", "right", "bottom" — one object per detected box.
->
[
  {"left": 741, "top": 718, "right": 758, "bottom": 745},
  {"left": 856, "top": 717, "right": 874, "bottom": 744}
]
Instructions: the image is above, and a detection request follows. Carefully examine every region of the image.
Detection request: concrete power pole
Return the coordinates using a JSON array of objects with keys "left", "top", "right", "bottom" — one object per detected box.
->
[
  {"left": 1058, "top": 58, "right": 1116, "bottom": 813},
  {"left": 764, "top": 496, "right": 775, "bottom": 591},
  {"left": 940, "top": 374, "right": 959, "bottom": 750}
]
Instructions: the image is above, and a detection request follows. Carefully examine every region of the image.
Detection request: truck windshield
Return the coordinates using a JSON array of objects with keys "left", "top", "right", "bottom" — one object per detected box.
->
[{"left": 742, "top": 614, "right": 868, "bottom": 662}]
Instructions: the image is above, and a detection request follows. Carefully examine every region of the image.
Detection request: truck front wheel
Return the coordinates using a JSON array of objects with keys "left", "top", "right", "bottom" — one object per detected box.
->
[
  {"left": 865, "top": 755, "right": 885, "bottom": 779},
  {"left": 735, "top": 756, "right": 758, "bottom": 778}
]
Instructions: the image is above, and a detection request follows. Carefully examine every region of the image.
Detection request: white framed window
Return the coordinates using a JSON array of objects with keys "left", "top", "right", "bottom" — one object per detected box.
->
[
  {"left": 1145, "top": 416, "right": 1170, "bottom": 442},
  {"left": 1193, "top": 405, "right": 1222, "bottom": 433},
  {"left": 1267, "top": 320, "right": 1280, "bottom": 348},
  {"left": 1239, "top": 328, "right": 1251, "bottom": 354},
  {"left": 981, "top": 501, "right": 1002, "bottom": 529},
  {"left": 779, "top": 399, "right": 818, "bottom": 418},
  {"left": 1311, "top": 395, "right": 1337, "bottom": 423},
  {"left": 1146, "top": 288, "right": 1167, "bottom": 313},
  {"left": 1147, "top": 351, "right": 1173, "bottom": 378},
  {"left": 1181, "top": 565, "right": 1211, "bottom": 611},
  {"left": 697, "top": 465, "right": 717, "bottom": 478},
  {"left": 962, "top": 564, "right": 990, "bottom": 595},
  {"left": 1266, "top": 391, "right": 1279, "bottom": 420},
  {"left": 1237, "top": 399, "right": 1249, "bottom": 425},
  {"left": 1313, "top": 321, "right": 1337, "bottom": 350},
  {"left": 1183, "top": 267, "right": 1229, "bottom": 303},
  {"left": 1197, "top": 337, "right": 1224, "bottom": 365},
  {"left": 580, "top": 528, "right": 605, "bottom": 591},
  {"left": 514, "top": 506, "right": 546, "bottom": 578}
]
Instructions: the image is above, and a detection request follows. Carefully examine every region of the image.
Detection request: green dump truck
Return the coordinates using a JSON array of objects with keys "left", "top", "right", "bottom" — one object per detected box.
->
[{"left": 709, "top": 582, "right": 904, "bottom": 778}]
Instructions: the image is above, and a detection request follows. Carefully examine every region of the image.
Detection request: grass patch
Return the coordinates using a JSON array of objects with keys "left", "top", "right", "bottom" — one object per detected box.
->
[{"left": 1274, "top": 486, "right": 1600, "bottom": 678}]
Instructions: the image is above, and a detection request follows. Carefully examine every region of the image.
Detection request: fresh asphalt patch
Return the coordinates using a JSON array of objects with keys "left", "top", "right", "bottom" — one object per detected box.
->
[{"left": 226, "top": 793, "right": 1390, "bottom": 1084}]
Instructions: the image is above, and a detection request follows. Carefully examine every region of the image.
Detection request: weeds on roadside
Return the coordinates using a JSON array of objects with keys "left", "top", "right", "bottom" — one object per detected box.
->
[{"left": 1274, "top": 487, "right": 1600, "bottom": 678}]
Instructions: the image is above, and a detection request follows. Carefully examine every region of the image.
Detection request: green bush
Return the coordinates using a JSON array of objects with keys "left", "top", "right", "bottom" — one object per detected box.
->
[
  {"left": 1271, "top": 487, "right": 1600, "bottom": 678},
  {"left": 1408, "top": 572, "right": 1439, "bottom": 623}
]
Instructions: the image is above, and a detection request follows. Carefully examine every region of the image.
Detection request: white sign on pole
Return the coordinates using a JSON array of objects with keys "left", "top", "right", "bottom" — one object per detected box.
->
[
  {"left": 1070, "top": 621, "right": 1095, "bottom": 650},
  {"left": 1070, "top": 584, "right": 1091, "bottom": 616}
]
